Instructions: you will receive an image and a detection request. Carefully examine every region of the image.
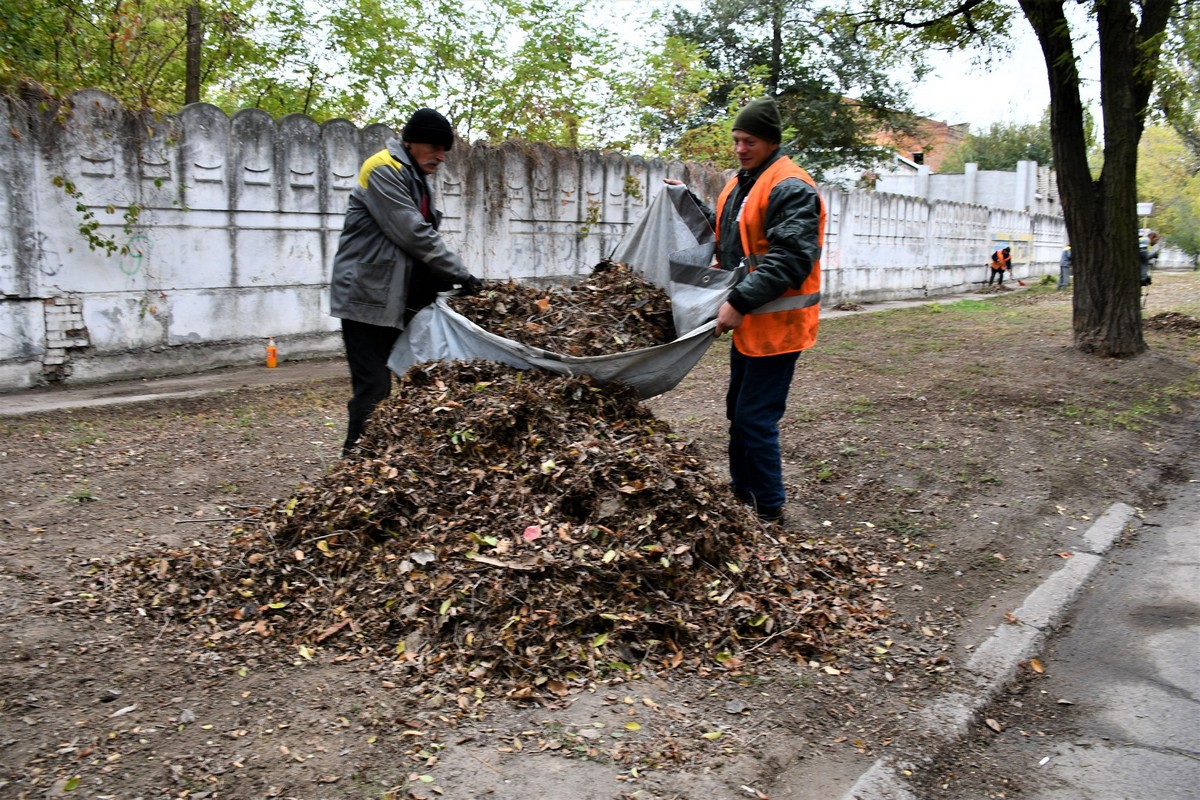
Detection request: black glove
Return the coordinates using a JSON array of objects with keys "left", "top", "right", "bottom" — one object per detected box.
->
[{"left": 458, "top": 275, "right": 484, "bottom": 296}]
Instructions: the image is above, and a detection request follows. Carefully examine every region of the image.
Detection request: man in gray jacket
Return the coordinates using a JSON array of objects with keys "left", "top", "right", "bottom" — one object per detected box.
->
[{"left": 330, "top": 108, "right": 481, "bottom": 454}]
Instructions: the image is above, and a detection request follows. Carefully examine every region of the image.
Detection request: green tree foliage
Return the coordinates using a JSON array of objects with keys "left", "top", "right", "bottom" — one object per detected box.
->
[
  {"left": 0, "top": 0, "right": 631, "bottom": 147},
  {"left": 662, "top": 0, "right": 919, "bottom": 177},
  {"left": 850, "top": 0, "right": 1178, "bottom": 358},
  {"left": 323, "top": 0, "right": 623, "bottom": 145},
  {"left": 1138, "top": 125, "right": 1200, "bottom": 258},
  {"left": 1155, "top": 7, "right": 1200, "bottom": 163},
  {"left": 203, "top": 0, "right": 350, "bottom": 120},
  {"left": 0, "top": 0, "right": 262, "bottom": 109},
  {"left": 938, "top": 106, "right": 1099, "bottom": 172},
  {"left": 609, "top": 30, "right": 725, "bottom": 161},
  {"left": 939, "top": 112, "right": 1055, "bottom": 171}
]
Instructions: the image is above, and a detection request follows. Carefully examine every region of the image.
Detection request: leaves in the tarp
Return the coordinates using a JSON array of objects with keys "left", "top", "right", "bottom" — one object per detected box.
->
[{"left": 449, "top": 260, "right": 677, "bottom": 355}]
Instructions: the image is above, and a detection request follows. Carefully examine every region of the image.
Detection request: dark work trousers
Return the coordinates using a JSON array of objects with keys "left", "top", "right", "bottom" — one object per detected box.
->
[
  {"left": 341, "top": 318, "right": 402, "bottom": 455},
  {"left": 726, "top": 343, "right": 800, "bottom": 516},
  {"left": 986, "top": 267, "right": 1005, "bottom": 286}
]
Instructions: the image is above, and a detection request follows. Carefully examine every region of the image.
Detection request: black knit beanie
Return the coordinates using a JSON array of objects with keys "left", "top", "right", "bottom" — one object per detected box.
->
[
  {"left": 402, "top": 108, "right": 455, "bottom": 150},
  {"left": 732, "top": 97, "right": 782, "bottom": 144}
]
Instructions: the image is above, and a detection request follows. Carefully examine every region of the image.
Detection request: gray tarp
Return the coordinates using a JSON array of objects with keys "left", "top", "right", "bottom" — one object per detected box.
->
[{"left": 388, "top": 184, "right": 737, "bottom": 398}]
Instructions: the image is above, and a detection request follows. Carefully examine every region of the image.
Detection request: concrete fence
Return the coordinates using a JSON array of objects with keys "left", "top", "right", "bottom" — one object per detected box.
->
[
  {"left": 877, "top": 161, "right": 1059, "bottom": 215},
  {"left": 0, "top": 89, "right": 1144, "bottom": 391}
]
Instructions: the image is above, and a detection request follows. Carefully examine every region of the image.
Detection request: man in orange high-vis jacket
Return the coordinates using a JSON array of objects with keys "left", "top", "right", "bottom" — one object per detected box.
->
[
  {"left": 987, "top": 246, "right": 1012, "bottom": 286},
  {"left": 665, "top": 96, "right": 825, "bottom": 523}
]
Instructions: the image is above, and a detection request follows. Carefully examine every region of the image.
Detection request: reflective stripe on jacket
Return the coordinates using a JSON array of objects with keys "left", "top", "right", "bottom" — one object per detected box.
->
[
  {"left": 715, "top": 157, "right": 825, "bottom": 356},
  {"left": 329, "top": 138, "right": 469, "bottom": 329}
]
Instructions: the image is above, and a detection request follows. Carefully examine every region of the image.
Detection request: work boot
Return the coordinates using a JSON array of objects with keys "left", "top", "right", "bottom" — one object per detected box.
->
[{"left": 756, "top": 506, "right": 784, "bottom": 524}]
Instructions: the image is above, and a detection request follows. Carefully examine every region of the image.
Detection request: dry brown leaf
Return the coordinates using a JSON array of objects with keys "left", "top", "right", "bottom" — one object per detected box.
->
[{"left": 96, "top": 360, "right": 889, "bottom": 699}]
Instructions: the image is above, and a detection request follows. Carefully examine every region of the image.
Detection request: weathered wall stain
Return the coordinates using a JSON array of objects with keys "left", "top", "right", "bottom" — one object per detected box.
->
[{"left": 1, "top": 89, "right": 1074, "bottom": 391}]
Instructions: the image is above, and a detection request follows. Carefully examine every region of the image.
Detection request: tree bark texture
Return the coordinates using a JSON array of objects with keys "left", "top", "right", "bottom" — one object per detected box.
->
[
  {"left": 1021, "top": 0, "right": 1174, "bottom": 357},
  {"left": 185, "top": 3, "right": 202, "bottom": 107}
]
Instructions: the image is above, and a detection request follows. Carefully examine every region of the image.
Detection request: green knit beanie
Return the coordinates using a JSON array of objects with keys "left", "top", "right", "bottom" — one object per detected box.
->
[{"left": 732, "top": 97, "right": 782, "bottom": 143}]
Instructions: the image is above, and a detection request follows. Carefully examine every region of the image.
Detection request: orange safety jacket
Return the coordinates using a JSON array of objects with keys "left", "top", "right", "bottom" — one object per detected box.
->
[
  {"left": 991, "top": 249, "right": 1011, "bottom": 271},
  {"left": 715, "top": 158, "right": 825, "bottom": 356}
]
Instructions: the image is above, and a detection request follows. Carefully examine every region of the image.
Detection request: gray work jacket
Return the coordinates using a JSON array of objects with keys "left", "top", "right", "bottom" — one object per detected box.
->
[{"left": 329, "top": 138, "right": 470, "bottom": 328}]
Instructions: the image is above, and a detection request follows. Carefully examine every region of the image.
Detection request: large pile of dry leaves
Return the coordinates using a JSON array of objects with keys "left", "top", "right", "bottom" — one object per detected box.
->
[
  {"left": 93, "top": 361, "right": 888, "bottom": 696},
  {"left": 449, "top": 260, "right": 677, "bottom": 354}
]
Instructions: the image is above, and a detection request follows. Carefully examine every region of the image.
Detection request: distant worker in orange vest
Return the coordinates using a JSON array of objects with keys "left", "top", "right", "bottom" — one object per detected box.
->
[
  {"left": 987, "top": 246, "right": 1012, "bottom": 286},
  {"left": 665, "top": 96, "right": 825, "bottom": 523}
]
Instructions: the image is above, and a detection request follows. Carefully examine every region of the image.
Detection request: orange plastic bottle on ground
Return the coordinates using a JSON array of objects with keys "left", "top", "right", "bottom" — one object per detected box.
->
[{"left": 265, "top": 337, "right": 278, "bottom": 368}]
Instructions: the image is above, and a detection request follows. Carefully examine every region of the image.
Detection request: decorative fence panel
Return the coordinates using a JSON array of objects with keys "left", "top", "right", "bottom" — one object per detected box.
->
[{"left": 2, "top": 90, "right": 1177, "bottom": 391}]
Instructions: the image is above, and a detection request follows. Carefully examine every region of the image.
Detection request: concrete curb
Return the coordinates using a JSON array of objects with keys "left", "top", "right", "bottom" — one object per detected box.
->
[{"left": 839, "top": 502, "right": 1138, "bottom": 800}]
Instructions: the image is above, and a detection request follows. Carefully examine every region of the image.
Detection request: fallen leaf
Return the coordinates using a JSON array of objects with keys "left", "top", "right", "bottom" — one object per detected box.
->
[
  {"left": 1030, "top": 658, "right": 1045, "bottom": 674},
  {"left": 985, "top": 718, "right": 1003, "bottom": 732}
]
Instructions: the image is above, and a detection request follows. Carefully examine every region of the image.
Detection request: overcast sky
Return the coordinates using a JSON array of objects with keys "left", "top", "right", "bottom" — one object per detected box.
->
[
  {"left": 908, "top": 48, "right": 1052, "bottom": 129},
  {"left": 612, "top": 1, "right": 1102, "bottom": 134},
  {"left": 907, "top": 22, "right": 1100, "bottom": 131}
]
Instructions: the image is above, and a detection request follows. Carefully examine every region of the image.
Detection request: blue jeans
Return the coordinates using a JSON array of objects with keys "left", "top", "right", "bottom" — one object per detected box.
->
[{"left": 726, "top": 343, "right": 800, "bottom": 514}]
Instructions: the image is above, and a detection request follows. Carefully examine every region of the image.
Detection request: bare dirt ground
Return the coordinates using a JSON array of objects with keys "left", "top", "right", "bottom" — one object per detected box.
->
[{"left": 2, "top": 273, "right": 1199, "bottom": 800}]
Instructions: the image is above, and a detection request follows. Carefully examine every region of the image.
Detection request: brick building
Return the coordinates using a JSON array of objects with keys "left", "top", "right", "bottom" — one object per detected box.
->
[{"left": 876, "top": 116, "right": 970, "bottom": 172}]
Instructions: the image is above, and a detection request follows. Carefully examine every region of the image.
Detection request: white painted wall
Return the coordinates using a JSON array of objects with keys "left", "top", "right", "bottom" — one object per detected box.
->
[
  {"left": 878, "top": 161, "right": 1055, "bottom": 215},
  {"left": 3, "top": 89, "right": 1153, "bottom": 392}
]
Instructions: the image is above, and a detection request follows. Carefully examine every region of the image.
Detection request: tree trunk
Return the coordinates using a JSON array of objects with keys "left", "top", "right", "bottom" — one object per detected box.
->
[
  {"left": 768, "top": 1, "right": 783, "bottom": 96},
  {"left": 185, "top": 3, "right": 203, "bottom": 106},
  {"left": 1021, "top": 0, "right": 1174, "bottom": 357}
]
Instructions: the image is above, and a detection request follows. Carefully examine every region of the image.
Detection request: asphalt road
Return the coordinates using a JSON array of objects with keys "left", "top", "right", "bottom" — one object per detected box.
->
[{"left": 932, "top": 466, "right": 1200, "bottom": 799}]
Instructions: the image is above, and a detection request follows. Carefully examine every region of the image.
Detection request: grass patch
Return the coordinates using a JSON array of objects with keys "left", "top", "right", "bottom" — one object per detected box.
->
[
  {"left": 1056, "top": 373, "right": 1200, "bottom": 431},
  {"left": 938, "top": 299, "right": 995, "bottom": 313},
  {"left": 847, "top": 396, "right": 876, "bottom": 416},
  {"left": 65, "top": 422, "right": 103, "bottom": 448},
  {"left": 65, "top": 482, "right": 98, "bottom": 502}
]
